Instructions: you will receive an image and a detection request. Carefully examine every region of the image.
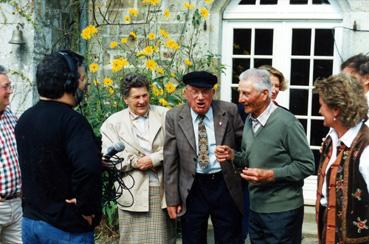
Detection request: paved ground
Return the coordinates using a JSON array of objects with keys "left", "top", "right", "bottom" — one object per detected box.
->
[{"left": 175, "top": 229, "right": 318, "bottom": 244}]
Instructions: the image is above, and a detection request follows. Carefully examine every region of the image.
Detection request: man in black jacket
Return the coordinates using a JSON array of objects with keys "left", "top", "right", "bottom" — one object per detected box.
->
[{"left": 15, "top": 50, "right": 101, "bottom": 243}]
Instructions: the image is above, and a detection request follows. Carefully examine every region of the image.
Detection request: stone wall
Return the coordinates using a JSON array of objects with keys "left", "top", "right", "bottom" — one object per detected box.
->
[{"left": 0, "top": 0, "right": 83, "bottom": 115}]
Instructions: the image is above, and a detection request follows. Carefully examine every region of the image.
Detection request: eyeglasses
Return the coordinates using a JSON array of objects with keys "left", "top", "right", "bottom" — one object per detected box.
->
[
  {"left": 188, "top": 88, "right": 213, "bottom": 98},
  {"left": 0, "top": 83, "right": 14, "bottom": 92}
]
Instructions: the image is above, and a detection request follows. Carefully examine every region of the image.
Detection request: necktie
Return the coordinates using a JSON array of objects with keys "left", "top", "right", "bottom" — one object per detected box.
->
[{"left": 198, "top": 115, "right": 209, "bottom": 168}]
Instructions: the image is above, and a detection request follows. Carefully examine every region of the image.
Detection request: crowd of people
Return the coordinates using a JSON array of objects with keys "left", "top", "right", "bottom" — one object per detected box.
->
[{"left": 0, "top": 50, "right": 368, "bottom": 244}]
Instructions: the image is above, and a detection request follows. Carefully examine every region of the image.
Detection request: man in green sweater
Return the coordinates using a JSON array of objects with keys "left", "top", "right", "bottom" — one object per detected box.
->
[{"left": 215, "top": 68, "right": 314, "bottom": 244}]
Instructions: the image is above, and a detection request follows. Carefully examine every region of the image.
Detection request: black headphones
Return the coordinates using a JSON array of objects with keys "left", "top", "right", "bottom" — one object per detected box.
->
[{"left": 58, "top": 51, "right": 79, "bottom": 93}]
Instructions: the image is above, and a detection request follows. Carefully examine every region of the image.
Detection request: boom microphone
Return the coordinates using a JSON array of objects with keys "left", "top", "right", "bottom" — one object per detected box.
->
[{"left": 103, "top": 142, "right": 125, "bottom": 160}]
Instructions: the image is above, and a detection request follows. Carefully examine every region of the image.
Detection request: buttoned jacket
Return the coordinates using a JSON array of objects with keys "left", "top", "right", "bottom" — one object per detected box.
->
[{"left": 164, "top": 100, "right": 244, "bottom": 216}]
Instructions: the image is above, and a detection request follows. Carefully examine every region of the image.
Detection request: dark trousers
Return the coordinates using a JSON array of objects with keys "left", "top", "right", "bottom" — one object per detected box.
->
[
  {"left": 181, "top": 172, "right": 242, "bottom": 244},
  {"left": 241, "top": 181, "right": 250, "bottom": 241},
  {"left": 249, "top": 206, "right": 304, "bottom": 244}
]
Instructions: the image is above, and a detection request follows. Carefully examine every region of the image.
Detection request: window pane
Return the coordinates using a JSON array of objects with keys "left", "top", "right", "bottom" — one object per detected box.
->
[
  {"left": 254, "top": 59, "right": 272, "bottom": 68},
  {"left": 233, "top": 58, "right": 250, "bottom": 83},
  {"left": 255, "top": 29, "right": 273, "bottom": 55},
  {"left": 312, "top": 149, "right": 320, "bottom": 175},
  {"left": 313, "top": 0, "right": 330, "bottom": 4},
  {"left": 298, "top": 119, "right": 307, "bottom": 133},
  {"left": 292, "top": 29, "right": 311, "bottom": 55},
  {"left": 311, "top": 119, "right": 329, "bottom": 147},
  {"left": 290, "top": 59, "right": 310, "bottom": 86},
  {"left": 234, "top": 29, "right": 252, "bottom": 55},
  {"left": 239, "top": 0, "right": 256, "bottom": 4},
  {"left": 231, "top": 87, "right": 240, "bottom": 104},
  {"left": 290, "top": 89, "right": 308, "bottom": 115},
  {"left": 313, "top": 59, "right": 333, "bottom": 81},
  {"left": 260, "top": 0, "right": 278, "bottom": 4},
  {"left": 312, "top": 93, "right": 320, "bottom": 116},
  {"left": 314, "top": 29, "right": 334, "bottom": 56},
  {"left": 290, "top": 0, "right": 308, "bottom": 4}
]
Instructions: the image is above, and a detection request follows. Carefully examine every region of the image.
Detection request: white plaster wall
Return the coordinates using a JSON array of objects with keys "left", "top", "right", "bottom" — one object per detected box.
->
[{"left": 337, "top": 0, "right": 369, "bottom": 60}]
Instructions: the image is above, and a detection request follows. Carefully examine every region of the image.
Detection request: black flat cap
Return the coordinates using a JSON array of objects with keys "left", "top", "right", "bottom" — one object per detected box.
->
[{"left": 183, "top": 71, "right": 217, "bottom": 88}]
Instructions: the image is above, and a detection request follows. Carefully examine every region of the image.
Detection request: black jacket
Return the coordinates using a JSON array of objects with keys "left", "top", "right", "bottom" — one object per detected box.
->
[{"left": 15, "top": 100, "right": 102, "bottom": 233}]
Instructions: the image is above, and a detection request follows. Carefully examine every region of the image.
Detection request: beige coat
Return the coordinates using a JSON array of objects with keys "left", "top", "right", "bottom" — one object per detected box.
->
[{"left": 100, "top": 105, "right": 168, "bottom": 212}]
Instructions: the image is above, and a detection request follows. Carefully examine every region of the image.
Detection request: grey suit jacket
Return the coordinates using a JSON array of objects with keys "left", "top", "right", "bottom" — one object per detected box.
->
[{"left": 164, "top": 100, "right": 244, "bottom": 216}]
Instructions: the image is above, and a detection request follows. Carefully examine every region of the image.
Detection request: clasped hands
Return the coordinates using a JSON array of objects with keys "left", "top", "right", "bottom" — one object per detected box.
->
[{"left": 215, "top": 145, "right": 274, "bottom": 184}]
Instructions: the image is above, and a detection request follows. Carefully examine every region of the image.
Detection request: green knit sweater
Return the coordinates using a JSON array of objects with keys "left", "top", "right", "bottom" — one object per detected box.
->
[{"left": 234, "top": 107, "right": 315, "bottom": 213}]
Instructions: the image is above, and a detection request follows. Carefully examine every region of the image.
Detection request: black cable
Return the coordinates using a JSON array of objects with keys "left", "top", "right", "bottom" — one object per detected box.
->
[{"left": 102, "top": 155, "right": 135, "bottom": 208}]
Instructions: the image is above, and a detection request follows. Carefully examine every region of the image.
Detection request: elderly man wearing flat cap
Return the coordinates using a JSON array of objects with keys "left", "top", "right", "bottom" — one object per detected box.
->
[{"left": 163, "top": 71, "right": 244, "bottom": 243}]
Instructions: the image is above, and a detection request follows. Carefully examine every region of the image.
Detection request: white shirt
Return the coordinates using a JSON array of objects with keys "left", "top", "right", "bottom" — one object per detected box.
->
[{"left": 321, "top": 122, "right": 369, "bottom": 206}]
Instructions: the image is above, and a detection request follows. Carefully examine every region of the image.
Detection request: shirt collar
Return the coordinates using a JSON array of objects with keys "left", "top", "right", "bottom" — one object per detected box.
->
[
  {"left": 251, "top": 101, "right": 276, "bottom": 127},
  {"left": 128, "top": 106, "right": 150, "bottom": 120},
  {"left": 330, "top": 121, "right": 364, "bottom": 148},
  {"left": 190, "top": 106, "right": 213, "bottom": 123}
]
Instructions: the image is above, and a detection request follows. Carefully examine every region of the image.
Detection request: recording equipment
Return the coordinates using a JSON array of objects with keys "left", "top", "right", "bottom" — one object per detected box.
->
[
  {"left": 57, "top": 51, "right": 79, "bottom": 93},
  {"left": 103, "top": 142, "right": 125, "bottom": 160}
]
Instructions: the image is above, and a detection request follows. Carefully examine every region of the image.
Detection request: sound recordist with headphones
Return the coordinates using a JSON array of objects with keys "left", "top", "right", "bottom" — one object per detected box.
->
[{"left": 15, "top": 50, "right": 102, "bottom": 243}]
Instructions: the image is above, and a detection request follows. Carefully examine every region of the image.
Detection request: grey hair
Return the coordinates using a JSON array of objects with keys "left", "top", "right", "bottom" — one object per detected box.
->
[
  {"left": 0, "top": 65, "right": 7, "bottom": 75},
  {"left": 239, "top": 68, "right": 272, "bottom": 97}
]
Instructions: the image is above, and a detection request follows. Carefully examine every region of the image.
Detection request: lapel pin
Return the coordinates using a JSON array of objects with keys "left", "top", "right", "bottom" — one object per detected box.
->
[{"left": 219, "top": 121, "right": 222, "bottom": 126}]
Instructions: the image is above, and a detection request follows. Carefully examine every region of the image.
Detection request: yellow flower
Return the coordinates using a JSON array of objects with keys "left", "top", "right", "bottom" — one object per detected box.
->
[
  {"left": 153, "top": 45, "right": 159, "bottom": 52},
  {"left": 103, "top": 77, "right": 113, "bottom": 87},
  {"left": 124, "top": 15, "right": 131, "bottom": 23},
  {"left": 156, "top": 66, "right": 165, "bottom": 75},
  {"left": 129, "top": 32, "right": 137, "bottom": 41},
  {"left": 93, "top": 79, "right": 100, "bottom": 86},
  {"left": 163, "top": 8, "right": 170, "bottom": 17},
  {"left": 184, "top": 2, "right": 194, "bottom": 10},
  {"left": 142, "top": 46, "right": 154, "bottom": 56},
  {"left": 213, "top": 83, "right": 219, "bottom": 90},
  {"left": 165, "top": 82, "right": 176, "bottom": 93},
  {"left": 128, "top": 8, "right": 139, "bottom": 16},
  {"left": 159, "top": 28, "right": 169, "bottom": 39},
  {"left": 166, "top": 39, "right": 180, "bottom": 50},
  {"left": 152, "top": 85, "right": 161, "bottom": 96},
  {"left": 159, "top": 98, "right": 169, "bottom": 106},
  {"left": 184, "top": 58, "right": 193, "bottom": 66},
  {"left": 89, "top": 63, "right": 99, "bottom": 73},
  {"left": 110, "top": 41, "right": 118, "bottom": 48},
  {"left": 108, "top": 87, "right": 115, "bottom": 95},
  {"left": 121, "top": 37, "right": 128, "bottom": 44},
  {"left": 199, "top": 7, "right": 209, "bottom": 18},
  {"left": 145, "top": 59, "right": 158, "bottom": 71},
  {"left": 204, "top": 0, "right": 214, "bottom": 4},
  {"left": 111, "top": 58, "right": 129, "bottom": 72},
  {"left": 143, "top": 0, "right": 160, "bottom": 6},
  {"left": 148, "top": 32, "right": 156, "bottom": 40},
  {"left": 81, "top": 25, "right": 98, "bottom": 40},
  {"left": 170, "top": 72, "right": 176, "bottom": 78}
]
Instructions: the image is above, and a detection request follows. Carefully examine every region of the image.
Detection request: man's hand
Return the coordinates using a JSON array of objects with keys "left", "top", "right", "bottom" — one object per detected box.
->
[
  {"left": 240, "top": 167, "right": 275, "bottom": 184},
  {"left": 65, "top": 198, "right": 95, "bottom": 226},
  {"left": 167, "top": 205, "right": 182, "bottom": 220},
  {"left": 215, "top": 145, "right": 234, "bottom": 162},
  {"left": 136, "top": 156, "right": 153, "bottom": 170}
]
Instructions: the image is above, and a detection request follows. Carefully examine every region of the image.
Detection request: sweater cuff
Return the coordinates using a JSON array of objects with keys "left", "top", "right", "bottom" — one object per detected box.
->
[{"left": 273, "top": 168, "right": 285, "bottom": 180}]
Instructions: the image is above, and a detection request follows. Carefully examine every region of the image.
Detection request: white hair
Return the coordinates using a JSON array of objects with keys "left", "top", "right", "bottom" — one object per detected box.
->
[{"left": 239, "top": 68, "right": 272, "bottom": 97}]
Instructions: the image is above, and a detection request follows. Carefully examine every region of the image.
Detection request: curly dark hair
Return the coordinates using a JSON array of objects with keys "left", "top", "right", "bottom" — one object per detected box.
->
[
  {"left": 36, "top": 50, "right": 84, "bottom": 99},
  {"left": 314, "top": 74, "right": 368, "bottom": 128},
  {"left": 120, "top": 73, "right": 150, "bottom": 98}
]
